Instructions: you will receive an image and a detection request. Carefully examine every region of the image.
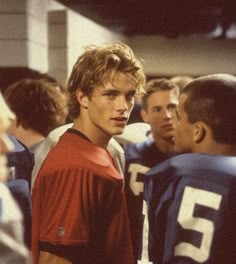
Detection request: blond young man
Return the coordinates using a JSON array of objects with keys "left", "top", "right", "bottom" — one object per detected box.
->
[{"left": 32, "top": 43, "right": 146, "bottom": 264}]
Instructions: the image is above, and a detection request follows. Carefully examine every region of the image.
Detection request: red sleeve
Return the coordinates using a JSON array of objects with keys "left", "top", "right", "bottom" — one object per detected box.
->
[{"left": 32, "top": 167, "right": 134, "bottom": 264}]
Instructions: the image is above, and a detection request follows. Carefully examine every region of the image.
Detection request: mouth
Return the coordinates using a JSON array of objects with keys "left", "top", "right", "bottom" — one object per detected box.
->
[
  {"left": 111, "top": 116, "right": 128, "bottom": 125},
  {"left": 161, "top": 124, "right": 174, "bottom": 130}
]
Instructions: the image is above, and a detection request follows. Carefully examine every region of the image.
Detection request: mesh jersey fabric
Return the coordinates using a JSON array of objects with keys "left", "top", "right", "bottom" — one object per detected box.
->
[
  {"left": 145, "top": 153, "right": 236, "bottom": 264},
  {"left": 32, "top": 131, "right": 134, "bottom": 264},
  {"left": 31, "top": 123, "right": 125, "bottom": 191}
]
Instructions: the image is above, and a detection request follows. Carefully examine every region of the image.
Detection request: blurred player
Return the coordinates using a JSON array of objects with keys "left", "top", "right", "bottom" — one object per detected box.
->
[
  {"left": 124, "top": 78, "right": 179, "bottom": 263},
  {"left": 145, "top": 74, "right": 236, "bottom": 264}
]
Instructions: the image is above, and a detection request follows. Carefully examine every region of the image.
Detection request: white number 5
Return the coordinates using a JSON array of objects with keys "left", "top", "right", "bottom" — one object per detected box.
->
[{"left": 174, "top": 186, "right": 222, "bottom": 262}]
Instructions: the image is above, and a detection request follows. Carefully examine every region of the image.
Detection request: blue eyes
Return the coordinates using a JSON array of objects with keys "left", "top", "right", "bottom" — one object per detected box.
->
[
  {"left": 104, "top": 93, "right": 135, "bottom": 101},
  {"left": 105, "top": 93, "right": 116, "bottom": 99}
]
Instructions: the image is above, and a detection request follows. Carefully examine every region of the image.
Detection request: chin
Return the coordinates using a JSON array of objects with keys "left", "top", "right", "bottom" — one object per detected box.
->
[{"left": 111, "top": 128, "right": 125, "bottom": 136}]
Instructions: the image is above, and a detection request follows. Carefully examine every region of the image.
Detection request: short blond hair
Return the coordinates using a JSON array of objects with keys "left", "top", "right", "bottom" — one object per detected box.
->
[
  {"left": 142, "top": 78, "right": 179, "bottom": 110},
  {"left": 67, "top": 42, "right": 146, "bottom": 119}
]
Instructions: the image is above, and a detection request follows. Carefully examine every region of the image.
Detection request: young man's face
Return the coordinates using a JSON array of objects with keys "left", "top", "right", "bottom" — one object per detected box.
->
[
  {"left": 174, "top": 93, "right": 194, "bottom": 153},
  {"left": 141, "top": 89, "right": 179, "bottom": 142},
  {"left": 85, "top": 71, "right": 137, "bottom": 137}
]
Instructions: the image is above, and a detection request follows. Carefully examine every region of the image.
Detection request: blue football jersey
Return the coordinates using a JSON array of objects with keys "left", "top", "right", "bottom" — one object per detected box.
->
[
  {"left": 124, "top": 138, "right": 173, "bottom": 263},
  {"left": 145, "top": 153, "right": 236, "bottom": 264},
  {"left": 6, "top": 135, "right": 34, "bottom": 248},
  {"left": 7, "top": 135, "right": 34, "bottom": 185}
]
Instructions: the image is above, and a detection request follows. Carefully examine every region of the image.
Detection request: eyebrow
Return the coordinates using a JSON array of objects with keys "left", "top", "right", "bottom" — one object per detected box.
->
[
  {"left": 151, "top": 102, "right": 177, "bottom": 108},
  {"left": 103, "top": 87, "right": 136, "bottom": 95},
  {"left": 103, "top": 88, "right": 118, "bottom": 93}
]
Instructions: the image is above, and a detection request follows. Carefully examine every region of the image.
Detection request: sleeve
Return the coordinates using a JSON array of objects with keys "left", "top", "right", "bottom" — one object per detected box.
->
[
  {"left": 98, "top": 176, "right": 134, "bottom": 263},
  {"left": 33, "top": 168, "right": 134, "bottom": 264},
  {"left": 31, "top": 173, "right": 42, "bottom": 264},
  {"left": 144, "top": 169, "right": 175, "bottom": 264}
]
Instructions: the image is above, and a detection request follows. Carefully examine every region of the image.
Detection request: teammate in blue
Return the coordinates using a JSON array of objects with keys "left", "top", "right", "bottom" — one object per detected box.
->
[
  {"left": 124, "top": 78, "right": 180, "bottom": 263},
  {"left": 145, "top": 74, "right": 236, "bottom": 264}
]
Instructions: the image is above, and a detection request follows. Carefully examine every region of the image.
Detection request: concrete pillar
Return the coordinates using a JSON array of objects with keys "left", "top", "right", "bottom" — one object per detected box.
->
[
  {"left": 48, "top": 9, "right": 68, "bottom": 85},
  {"left": 0, "top": 0, "right": 48, "bottom": 73},
  {"left": 48, "top": 7, "right": 126, "bottom": 85}
]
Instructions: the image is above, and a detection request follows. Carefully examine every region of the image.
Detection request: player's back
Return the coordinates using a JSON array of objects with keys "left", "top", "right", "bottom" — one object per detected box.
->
[
  {"left": 124, "top": 139, "right": 170, "bottom": 263},
  {"left": 145, "top": 153, "right": 236, "bottom": 264}
]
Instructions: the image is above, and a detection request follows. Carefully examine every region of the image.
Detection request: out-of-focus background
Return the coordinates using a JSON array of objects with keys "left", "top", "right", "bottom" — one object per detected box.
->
[{"left": 0, "top": 0, "right": 236, "bottom": 90}]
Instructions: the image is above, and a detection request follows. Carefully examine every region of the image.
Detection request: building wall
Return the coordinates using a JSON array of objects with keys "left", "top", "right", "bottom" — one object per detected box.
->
[
  {"left": 0, "top": 0, "right": 48, "bottom": 72},
  {"left": 128, "top": 35, "right": 236, "bottom": 77},
  {"left": 0, "top": 0, "right": 236, "bottom": 88},
  {"left": 48, "top": 7, "right": 126, "bottom": 85}
]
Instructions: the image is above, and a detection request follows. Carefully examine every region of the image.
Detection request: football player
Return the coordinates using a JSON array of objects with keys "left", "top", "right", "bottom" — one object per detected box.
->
[{"left": 145, "top": 74, "right": 236, "bottom": 264}]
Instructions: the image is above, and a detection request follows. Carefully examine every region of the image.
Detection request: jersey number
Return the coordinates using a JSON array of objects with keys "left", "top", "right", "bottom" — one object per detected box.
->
[
  {"left": 138, "top": 201, "right": 152, "bottom": 264},
  {"left": 128, "top": 163, "right": 152, "bottom": 263},
  {"left": 174, "top": 186, "right": 222, "bottom": 262},
  {"left": 128, "top": 163, "right": 149, "bottom": 196}
]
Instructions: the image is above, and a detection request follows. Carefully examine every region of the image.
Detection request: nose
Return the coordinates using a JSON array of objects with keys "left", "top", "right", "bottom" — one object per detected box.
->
[
  {"left": 116, "top": 95, "right": 129, "bottom": 111},
  {"left": 162, "top": 108, "right": 173, "bottom": 119}
]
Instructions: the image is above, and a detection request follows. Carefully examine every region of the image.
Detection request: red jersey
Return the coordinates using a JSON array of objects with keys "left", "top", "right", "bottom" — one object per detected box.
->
[{"left": 32, "top": 130, "right": 134, "bottom": 264}]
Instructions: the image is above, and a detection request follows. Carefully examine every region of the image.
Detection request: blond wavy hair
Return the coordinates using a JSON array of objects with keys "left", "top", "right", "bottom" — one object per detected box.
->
[{"left": 67, "top": 42, "right": 146, "bottom": 119}]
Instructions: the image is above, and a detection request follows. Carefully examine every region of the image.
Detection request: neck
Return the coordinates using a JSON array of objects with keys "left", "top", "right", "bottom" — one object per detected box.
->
[
  {"left": 154, "top": 135, "right": 175, "bottom": 154},
  {"left": 11, "top": 127, "right": 45, "bottom": 148},
  {"left": 194, "top": 141, "right": 236, "bottom": 156},
  {"left": 72, "top": 118, "right": 111, "bottom": 148}
]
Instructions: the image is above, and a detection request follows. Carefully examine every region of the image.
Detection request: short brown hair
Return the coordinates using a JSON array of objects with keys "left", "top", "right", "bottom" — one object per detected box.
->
[
  {"left": 67, "top": 42, "right": 146, "bottom": 119},
  {"left": 142, "top": 78, "right": 179, "bottom": 110},
  {"left": 4, "top": 79, "right": 67, "bottom": 136},
  {"left": 170, "top": 75, "right": 194, "bottom": 91},
  {"left": 182, "top": 74, "right": 236, "bottom": 144}
]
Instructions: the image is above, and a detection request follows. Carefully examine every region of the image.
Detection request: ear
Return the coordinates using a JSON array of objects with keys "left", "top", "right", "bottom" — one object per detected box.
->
[
  {"left": 140, "top": 109, "right": 149, "bottom": 123},
  {"left": 193, "top": 122, "right": 206, "bottom": 143},
  {"left": 76, "top": 89, "right": 89, "bottom": 109}
]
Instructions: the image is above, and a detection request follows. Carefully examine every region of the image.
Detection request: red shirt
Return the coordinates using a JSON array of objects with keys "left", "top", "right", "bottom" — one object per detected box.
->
[{"left": 32, "top": 131, "right": 134, "bottom": 263}]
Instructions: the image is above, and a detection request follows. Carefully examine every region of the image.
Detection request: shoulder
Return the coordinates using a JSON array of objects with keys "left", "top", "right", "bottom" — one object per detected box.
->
[
  {"left": 125, "top": 139, "right": 153, "bottom": 159},
  {"left": 108, "top": 137, "right": 124, "bottom": 155},
  {"left": 147, "top": 153, "right": 236, "bottom": 177},
  {"left": 145, "top": 153, "right": 236, "bottom": 202},
  {"left": 114, "top": 122, "right": 150, "bottom": 147},
  {"left": 39, "top": 137, "right": 123, "bottom": 183},
  {"left": 7, "top": 135, "right": 34, "bottom": 163}
]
